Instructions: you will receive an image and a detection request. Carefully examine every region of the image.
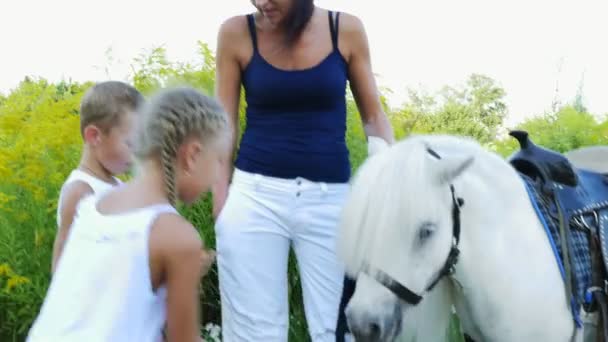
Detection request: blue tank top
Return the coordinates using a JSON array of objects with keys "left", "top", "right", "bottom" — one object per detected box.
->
[{"left": 235, "top": 11, "right": 350, "bottom": 183}]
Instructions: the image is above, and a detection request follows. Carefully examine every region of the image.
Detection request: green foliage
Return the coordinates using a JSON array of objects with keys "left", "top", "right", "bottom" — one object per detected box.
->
[
  {"left": 493, "top": 105, "right": 608, "bottom": 157},
  {"left": 396, "top": 74, "right": 507, "bottom": 145},
  {"left": 0, "top": 77, "right": 86, "bottom": 340},
  {"left": 130, "top": 42, "right": 216, "bottom": 96}
]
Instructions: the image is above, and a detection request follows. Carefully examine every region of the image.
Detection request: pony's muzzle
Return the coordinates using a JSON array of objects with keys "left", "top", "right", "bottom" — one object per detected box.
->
[{"left": 345, "top": 302, "right": 403, "bottom": 342}]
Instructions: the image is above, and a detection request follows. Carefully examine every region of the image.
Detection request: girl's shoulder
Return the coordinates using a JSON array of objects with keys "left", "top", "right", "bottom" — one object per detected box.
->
[{"left": 150, "top": 213, "right": 203, "bottom": 260}]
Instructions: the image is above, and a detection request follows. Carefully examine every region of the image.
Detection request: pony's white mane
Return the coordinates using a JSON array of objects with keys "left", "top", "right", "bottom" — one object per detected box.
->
[
  {"left": 337, "top": 134, "right": 493, "bottom": 275},
  {"left": 337, "top": 133, "right": 512, "bottom": 341}
]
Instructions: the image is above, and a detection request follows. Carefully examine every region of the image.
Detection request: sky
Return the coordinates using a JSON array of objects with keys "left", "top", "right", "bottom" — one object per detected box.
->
[{"left": 1, "top": 0, "right": 607, "bottom": 126}]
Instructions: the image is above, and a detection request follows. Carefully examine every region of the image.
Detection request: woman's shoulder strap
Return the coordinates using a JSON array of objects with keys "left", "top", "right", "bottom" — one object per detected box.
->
[
  {"left": 328, "top": 10, "right": 341, "bottom": 50},
  {"left": 246, "top": 13, "right": 258, "bottom": 51}
]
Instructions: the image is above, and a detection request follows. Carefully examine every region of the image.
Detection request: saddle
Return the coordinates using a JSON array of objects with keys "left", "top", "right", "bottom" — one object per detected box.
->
[
  {"left": 509, "top": 130, "right": 608, "bottom": 235},
  {"left": 509, "top": 130, "right": 579, "bottom": 187},
  {"left": 508, "top": 130, "right": 608, "bottom": 341}
]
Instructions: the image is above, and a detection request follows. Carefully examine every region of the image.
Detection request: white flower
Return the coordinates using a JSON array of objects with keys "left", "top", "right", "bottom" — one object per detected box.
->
[{"left": 202, "top": 323, "right": 222, "bottom": 342}]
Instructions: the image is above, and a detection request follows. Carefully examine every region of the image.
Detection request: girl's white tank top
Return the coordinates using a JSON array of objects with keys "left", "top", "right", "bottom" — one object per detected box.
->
[{"left": 28, "top": 194, "right": 177, "bottom": 342}]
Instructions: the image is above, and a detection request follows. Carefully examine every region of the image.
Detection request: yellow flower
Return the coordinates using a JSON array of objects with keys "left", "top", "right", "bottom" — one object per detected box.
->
[
  {"left": 16, "top": 211, "right": 30, "bottom": 223},
  {"left": 4, "top": 275, "right": 30, "bottom": 292},
  {"left": 33, "top": 188, "right": 47, "bottom": 203},
  {"left": 34, "top": 229, "right": 46, "bottom": 248},
  {"left": 0, "top": 263, "right": 13, "bottom": 277},
  {"left": 0, "top": 191, "right": 16, "bottom": 209},
  {"left": 0, "top": 163, "right": 8, "bottom": 179}
]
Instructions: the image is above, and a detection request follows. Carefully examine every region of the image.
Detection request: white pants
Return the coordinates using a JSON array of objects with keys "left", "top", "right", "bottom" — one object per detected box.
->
[{"left": 215, "top": 168, "right": 349, "bottom": 342}]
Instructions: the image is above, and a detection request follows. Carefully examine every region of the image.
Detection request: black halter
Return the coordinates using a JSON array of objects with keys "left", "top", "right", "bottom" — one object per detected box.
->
[{"left": 362, "top": 148, "right": 464, "bottom": 306}]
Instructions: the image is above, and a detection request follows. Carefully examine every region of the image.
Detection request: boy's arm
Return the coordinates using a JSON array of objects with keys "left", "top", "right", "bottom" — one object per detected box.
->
[{"left": 51, "top": 181, "right": 93, "bottom": 274}]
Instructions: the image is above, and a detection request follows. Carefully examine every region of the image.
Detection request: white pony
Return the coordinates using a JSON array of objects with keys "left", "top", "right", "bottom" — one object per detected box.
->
[{"left": 336, "top": 134, "right": 593, "bottom": 342}]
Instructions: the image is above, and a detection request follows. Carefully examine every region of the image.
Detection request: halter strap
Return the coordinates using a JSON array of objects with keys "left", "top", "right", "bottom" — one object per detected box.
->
[
  {"left": 362, "top": 147, "right": 466, "bottom": 306},
  {"left": 368, "top": 184, "right": 463, "bottom": 304},
  {"left": 363, "top": 265, "right": 423, "bottom": 305}
]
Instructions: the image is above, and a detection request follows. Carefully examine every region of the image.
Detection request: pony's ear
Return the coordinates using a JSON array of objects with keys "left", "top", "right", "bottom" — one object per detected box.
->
[{"left": 434, "top": 154, "right": 474, "bottom": 185}]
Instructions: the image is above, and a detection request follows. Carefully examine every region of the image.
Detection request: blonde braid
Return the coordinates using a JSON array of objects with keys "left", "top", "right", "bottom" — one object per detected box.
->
[
  {"left": 160, "top": 119, "right": 178, "bottom": 206},
  {"left": 158, "top": 102, "right": 188, "bottom": 206},
  {"left": 133, "top": 87, "right": 229, "bottom": 206}
]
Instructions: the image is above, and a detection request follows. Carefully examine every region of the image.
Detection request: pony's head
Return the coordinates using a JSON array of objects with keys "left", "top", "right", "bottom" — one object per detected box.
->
[{"left": 337, "top": 135, "right": 476, "bottom": 341}]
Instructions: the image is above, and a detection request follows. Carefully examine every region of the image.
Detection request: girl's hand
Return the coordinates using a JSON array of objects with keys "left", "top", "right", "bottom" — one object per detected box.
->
[{"left": 200, "top": 249, "right": 216, "bottom": 276}]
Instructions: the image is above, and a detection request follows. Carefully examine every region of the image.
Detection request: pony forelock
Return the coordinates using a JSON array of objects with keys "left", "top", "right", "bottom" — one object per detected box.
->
[{"left": 337, "top": 135, "right": 444, "bottom": 276}]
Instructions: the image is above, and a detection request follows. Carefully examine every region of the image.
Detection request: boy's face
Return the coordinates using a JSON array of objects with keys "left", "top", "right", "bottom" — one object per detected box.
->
[{"left": 95, "top": 112, "right": 135, "bottom": 176}]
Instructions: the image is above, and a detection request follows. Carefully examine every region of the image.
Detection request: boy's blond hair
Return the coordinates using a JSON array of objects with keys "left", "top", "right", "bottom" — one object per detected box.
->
[{"left": 79, "top": 81, "right": 144, "bottom": 136}]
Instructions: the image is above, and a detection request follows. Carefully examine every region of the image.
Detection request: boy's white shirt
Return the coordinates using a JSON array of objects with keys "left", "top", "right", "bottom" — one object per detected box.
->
[{"left": 56, "top": 169, "right": 122, "bottom": 227}]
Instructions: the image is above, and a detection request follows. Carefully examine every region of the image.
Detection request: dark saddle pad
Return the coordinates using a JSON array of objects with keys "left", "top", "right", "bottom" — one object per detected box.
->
[{"left": 508, "top": 130, "right": 608, "bottom": 324}]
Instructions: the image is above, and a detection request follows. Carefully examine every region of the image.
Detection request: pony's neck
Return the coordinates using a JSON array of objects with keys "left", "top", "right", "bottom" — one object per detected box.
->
[{"left": 450, "top": 154, "right": 573, "bottom": 341}]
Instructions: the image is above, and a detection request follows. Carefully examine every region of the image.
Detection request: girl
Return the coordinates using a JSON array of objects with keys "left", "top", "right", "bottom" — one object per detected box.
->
[{"left": 27, "top": 87, "right": 230, "bottom": 342}]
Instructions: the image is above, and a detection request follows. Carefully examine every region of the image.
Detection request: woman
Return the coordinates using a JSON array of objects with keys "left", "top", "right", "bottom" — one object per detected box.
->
[{"left": 213, "top": 0, "right": 394, "bottom": 340}]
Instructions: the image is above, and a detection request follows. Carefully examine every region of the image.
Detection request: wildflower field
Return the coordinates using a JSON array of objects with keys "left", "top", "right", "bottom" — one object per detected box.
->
[{"left": 1, "top": 42, "right": 606, "bottom": 341}]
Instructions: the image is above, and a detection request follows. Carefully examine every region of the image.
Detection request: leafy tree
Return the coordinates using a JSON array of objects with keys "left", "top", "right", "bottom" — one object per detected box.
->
[
  {"left": 130, "top": 42, "right": 216, "bottom": 97},
  {"left": 493, "top": 105, "right": 608, "bottom": 157},
  {"left": 394, "top": 73, "right": 507, "bottom": 144},
  {"left": 572, "top": 72, "right": 587, "bottom": 114}
]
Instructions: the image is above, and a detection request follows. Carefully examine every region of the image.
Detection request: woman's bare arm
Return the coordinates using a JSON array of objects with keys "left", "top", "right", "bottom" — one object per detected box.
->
[
  {"left": 212, "top": 16, "right": 247, "bottom": 218},
  {"left": 341, "top": 13, "right": 395, "bottom": 145}
]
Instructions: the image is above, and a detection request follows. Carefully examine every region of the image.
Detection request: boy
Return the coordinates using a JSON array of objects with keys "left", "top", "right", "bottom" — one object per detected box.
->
[{"left": 51, "top": 81, "right": 144, "bottom": 273}]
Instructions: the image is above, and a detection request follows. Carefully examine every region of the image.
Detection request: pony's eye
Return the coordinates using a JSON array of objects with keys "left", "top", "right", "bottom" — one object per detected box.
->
[
  {"left": 418, "top": 223, "right": 435, "bottom": 243},
  {"left": 419, "top": 228, "right": 433, "bottom": 241}
]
